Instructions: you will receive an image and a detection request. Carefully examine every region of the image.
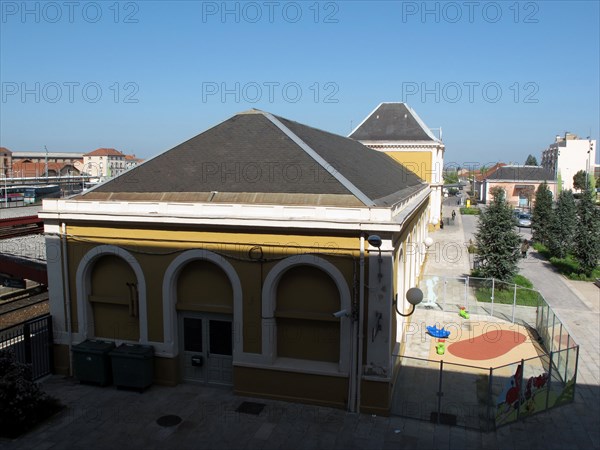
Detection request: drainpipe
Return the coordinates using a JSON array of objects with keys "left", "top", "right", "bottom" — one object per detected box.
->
[
  {"left": 356, "top": 234, "right": 366, "bottom": 413},
  {"left": 348, "top": 258, "right": 358, "bottom": 412},
  {"left": 60, "top": 222, "right": 73, "bottom": 376}
]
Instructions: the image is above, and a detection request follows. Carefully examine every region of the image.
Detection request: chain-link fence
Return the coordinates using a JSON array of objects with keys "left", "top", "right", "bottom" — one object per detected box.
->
[{"left": 392, "top": 276, "right": 579, "bottom": 431}]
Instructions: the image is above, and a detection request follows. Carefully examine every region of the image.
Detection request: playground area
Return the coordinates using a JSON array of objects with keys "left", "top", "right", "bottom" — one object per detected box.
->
[{"left": 390, "top": 291, "right": 578, "bottom": 431}]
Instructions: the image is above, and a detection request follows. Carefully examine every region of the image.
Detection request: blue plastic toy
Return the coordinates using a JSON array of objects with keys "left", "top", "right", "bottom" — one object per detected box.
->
[{"left": 427, "top": 325, "right": 451, "bottom": 339}]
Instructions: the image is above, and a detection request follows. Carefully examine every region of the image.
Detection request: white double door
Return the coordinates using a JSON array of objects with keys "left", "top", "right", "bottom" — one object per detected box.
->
[{"left": 179, "top": 313, "right": 233, "bottom": 385}]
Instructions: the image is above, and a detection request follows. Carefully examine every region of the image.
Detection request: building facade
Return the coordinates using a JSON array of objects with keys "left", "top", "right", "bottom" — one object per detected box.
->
[
  {"left": 541, "top": 133, "right": 597, "bottom": 191},
  {"left": 481, "top": 165, "right": 557, "bottom": 207},
  {"left": 83, "top": 148, "right": 128, "bottom": 179},
  {"left": 41, "top": 110, "right": 433, "bottom": 415},
  {"left": 350, "top": 103, "right": 445, "bottom": 228},
  {"left": 1, "top": 147, "right": 12, "bottom": 177}
]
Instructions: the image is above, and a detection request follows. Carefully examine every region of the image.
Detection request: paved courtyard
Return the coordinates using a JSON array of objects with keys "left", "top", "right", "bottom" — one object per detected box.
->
[{"left": 2, "top": 199, "right": 598, "bottom": 450}]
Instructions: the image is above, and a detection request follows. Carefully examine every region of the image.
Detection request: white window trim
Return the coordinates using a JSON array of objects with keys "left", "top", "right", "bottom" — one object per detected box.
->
[
  {"left": 162, "top": 249, "right": 243, "bottom": 359},
  {"left": 75, "top": 245, "right": 148, "bottom": 347}
]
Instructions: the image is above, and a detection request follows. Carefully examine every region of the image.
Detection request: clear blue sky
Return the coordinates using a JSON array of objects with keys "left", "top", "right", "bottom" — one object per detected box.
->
[{"left": 1, "top": 1, "right": 599, "bottom": 167}]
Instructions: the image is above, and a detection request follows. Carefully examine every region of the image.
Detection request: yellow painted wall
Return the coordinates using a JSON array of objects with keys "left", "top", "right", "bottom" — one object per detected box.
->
[
  {"left": 385, "top": 151, "right": 432, "bottom": 183},
  {"left": 234, "top": 366, "right": 348, "bottom": 409},
  {"left": 360, "top": 379, "right": 391, "bottom": 415},
  {"left": 63, "top": 224, "right": 360, "bottom": 356}
]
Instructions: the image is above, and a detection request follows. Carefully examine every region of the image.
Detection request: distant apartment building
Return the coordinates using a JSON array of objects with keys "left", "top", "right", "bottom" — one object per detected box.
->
[
  {"left": 0, "top": 147, "right": 12, "bottom": 177},
  {"left": 11, "top": 151, "right": 84, "bottom": 177},
  {"left": 125, "top": 154, "right": 144, "bottom": 170},
  {"left": 541, "top": 133, "right": 597, "bottom": 191},
  {"left": 83, "top": 148, "right": 128, "bottom": 178}
]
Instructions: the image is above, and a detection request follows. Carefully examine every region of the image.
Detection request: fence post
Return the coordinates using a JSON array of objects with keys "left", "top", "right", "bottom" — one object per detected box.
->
[
  {"left": 490, "top": 278, "right": 495, "bottom": 318},
  {"left": 23, "top": 321, "right": 32, "bottom": 365},
  {"left": 487, "top": 367, "right": 494, "bottom": 431},
  {"left": 443, "top": 277, "right": 447, "bottom": 310},
  {"left": 545, "top": 351, "right": 554, "bottom": 409},
  {"left": 563, "top": 336, "right": 570, "bottom": 383},
  {"left": 465, "top": 277, "right": 469, "bottom": 310},
  {"left": 572, "top": 346, "right": 579, "bottom": 402},
  {"left": 48, "top": 316, "right": 54, "bottom": 375},
  {"left": 437, "top": 360, "right": 444, "bottom": 424},
  {"left": 511, "top": 283, "right": 517, "bottom": 324},
  {"left": 550, "top": 314, "right": 556, "bottom": 353},
  {"left": 516, "top": 359, "right": 525, "bottom": 421}
]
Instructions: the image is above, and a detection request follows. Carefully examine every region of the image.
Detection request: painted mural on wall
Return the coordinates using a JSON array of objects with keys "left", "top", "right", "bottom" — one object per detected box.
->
[{"left": 495, "top": 362, "right": 575, "bottom": 426}]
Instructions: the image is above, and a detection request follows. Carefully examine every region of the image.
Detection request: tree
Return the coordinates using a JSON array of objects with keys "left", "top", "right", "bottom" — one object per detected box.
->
[
  {"left": 573, "top": 170, "right": 587, "bottom": 191},
  {"left": 548, "top": 190, "right": 576, "bottom": 258},
  {"left": 573, "top": 187, "right": 600, "bottom": 276},
  {"left": 525, "top": 154, "right": 538, "bottom": 165},
  {"left": 532, "top": 182, "right": 554, "bottom": 246},
  {"left": 589, "top": 173, "right": 596, "bottom": 193},
  {"left": 474, "top": 187, "right": 521, "bottom": 281}
]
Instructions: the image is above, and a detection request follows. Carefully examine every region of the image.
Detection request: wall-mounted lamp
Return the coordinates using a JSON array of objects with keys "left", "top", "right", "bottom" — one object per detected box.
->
[
  {"left": 424, "top": 237, "right": 434, "bottom": 248},
  {"left": 393, "top": 287, "right": 424, "bottom": 317}
]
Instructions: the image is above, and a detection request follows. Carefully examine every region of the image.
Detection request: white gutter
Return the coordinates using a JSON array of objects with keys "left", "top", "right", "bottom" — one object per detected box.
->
[
  {"left": 356, "top": 234, "right": 365, "bottom": 413},
  {"left": 60, "top": 222, "right": 73, "bottom": 376}
]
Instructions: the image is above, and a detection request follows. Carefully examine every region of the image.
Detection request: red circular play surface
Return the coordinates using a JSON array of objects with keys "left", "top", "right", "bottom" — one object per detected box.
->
[{"left": 447, "top": 330, "right": 527, "bottom": 360}]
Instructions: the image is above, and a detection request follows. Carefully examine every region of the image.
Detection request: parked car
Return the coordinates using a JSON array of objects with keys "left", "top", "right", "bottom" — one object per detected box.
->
[{"left": 517, "top": 213, "right": 532, "bottom": 227}]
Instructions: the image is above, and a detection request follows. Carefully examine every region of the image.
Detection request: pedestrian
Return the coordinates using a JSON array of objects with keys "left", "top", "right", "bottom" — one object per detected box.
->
[
  {"left": 440, "top": 219, "right": 444, "bottom": 229},
  {"left": 520, "top": 239, "right": 529, "bottom": 258},
  {"left": 451, "top": 210, "right": 456, "bottom": 222}
]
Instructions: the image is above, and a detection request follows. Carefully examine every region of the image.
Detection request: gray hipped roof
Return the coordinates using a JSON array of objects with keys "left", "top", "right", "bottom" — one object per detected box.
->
[
  {"left": 349, "top": 103, "right": 439, "bottom": 142},
  {"left": 486, "top": 166, "right": 556, "bottom": 182},
  {"left": 83, "top": 110, "right": 425, "bottom": 207}
]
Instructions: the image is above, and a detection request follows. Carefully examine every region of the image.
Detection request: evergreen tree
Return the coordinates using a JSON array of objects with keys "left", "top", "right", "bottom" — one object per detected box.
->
[
  {"left": 548, "top": 190, "right": 576, "bottom": 258},
  {"left": 573, "top": 170, "right": 587, "bottom": 191},
  {"left": 557, "top": 171, "right": 563, "bottom": 194},
  {"left": 532, "top": 182, "right": 554, "bottom": 246},
  {"left": 573, "top": 187, "right": 600, "bottom": 276},
  {"left": 474, "top": 187, "right": 521, "bottom": 281},
  {"left": 589, "top": 173, "right": 596, "bottom": 193},
  {"left": 525, "top": 154, "right": 538, "bottom": 165}
]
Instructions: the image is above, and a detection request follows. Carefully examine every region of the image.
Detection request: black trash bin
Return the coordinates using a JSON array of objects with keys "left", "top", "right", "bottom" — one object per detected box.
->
[
  {"left": 109, "top": 344, "right": 154, "bottom": 391},
  {"left": 72, "top": 339, "right": 116, "bottom": 386}
]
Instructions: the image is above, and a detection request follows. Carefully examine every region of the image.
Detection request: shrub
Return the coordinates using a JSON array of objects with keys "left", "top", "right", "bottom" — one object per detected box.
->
[
  {"left": 460, "top": 207, "right": 480, "bottom": 215},
  {"left": 0, "top": 350, "right": 63, "bottom": 439}
]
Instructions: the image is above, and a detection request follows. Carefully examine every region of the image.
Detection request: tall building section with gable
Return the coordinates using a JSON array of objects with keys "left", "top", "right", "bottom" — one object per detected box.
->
[{"left": 350, "top": 103, "right": 445, "bottom": 228}]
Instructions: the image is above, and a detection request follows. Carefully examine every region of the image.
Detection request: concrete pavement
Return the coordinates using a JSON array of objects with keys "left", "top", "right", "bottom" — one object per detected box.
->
[{"left": 3, "top": 198, "right": 599, "bottom": 450}]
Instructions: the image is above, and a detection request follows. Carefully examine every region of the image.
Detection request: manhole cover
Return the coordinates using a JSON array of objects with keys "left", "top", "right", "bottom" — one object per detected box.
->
[
  {"left": 156, "top": 415, "right": 182, "bottom": 427},
  {"left": 236, "top": 401, "right": 266, "bottom": 415}
]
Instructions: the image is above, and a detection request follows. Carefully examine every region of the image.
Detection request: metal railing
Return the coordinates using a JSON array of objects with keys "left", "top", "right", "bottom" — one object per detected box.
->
[
  {"left": 391, "top": 275, "right": 579, "bottom": 430},
  {"left": 0, "top": 314, "right": 53, "bottom": 380},
  {"left": 392, "top": 345, "right": 578, "bottom": 431}
]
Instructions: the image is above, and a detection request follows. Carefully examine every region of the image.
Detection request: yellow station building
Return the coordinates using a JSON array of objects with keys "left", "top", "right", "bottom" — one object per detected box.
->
[
  {"left": 350, "top": 103, "right": 445, "bottom": 228},
  {"left": 41, "top": 109, "right": 434, "bottom": 414}
]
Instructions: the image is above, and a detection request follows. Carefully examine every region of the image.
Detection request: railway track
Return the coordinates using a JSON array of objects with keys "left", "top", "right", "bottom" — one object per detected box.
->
[
  {"left": 0, "top": 215, "right": 43, "bottom": 239},
  {"left": 0, "top": 289, "right": 49, "bottom": 317}
]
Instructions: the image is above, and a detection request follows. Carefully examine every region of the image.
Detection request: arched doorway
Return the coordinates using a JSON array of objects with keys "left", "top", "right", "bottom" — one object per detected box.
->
[{"left": 176, "top": 259, "right": 234, "bottom": 385}]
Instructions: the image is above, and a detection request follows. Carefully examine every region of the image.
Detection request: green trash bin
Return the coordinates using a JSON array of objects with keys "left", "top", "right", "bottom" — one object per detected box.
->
[
  {"left": 109, "top": 344, "right": 154, "bottom": 391},
  {"left": 72, "top": 339, "right": 116, "bottom": 386}
]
